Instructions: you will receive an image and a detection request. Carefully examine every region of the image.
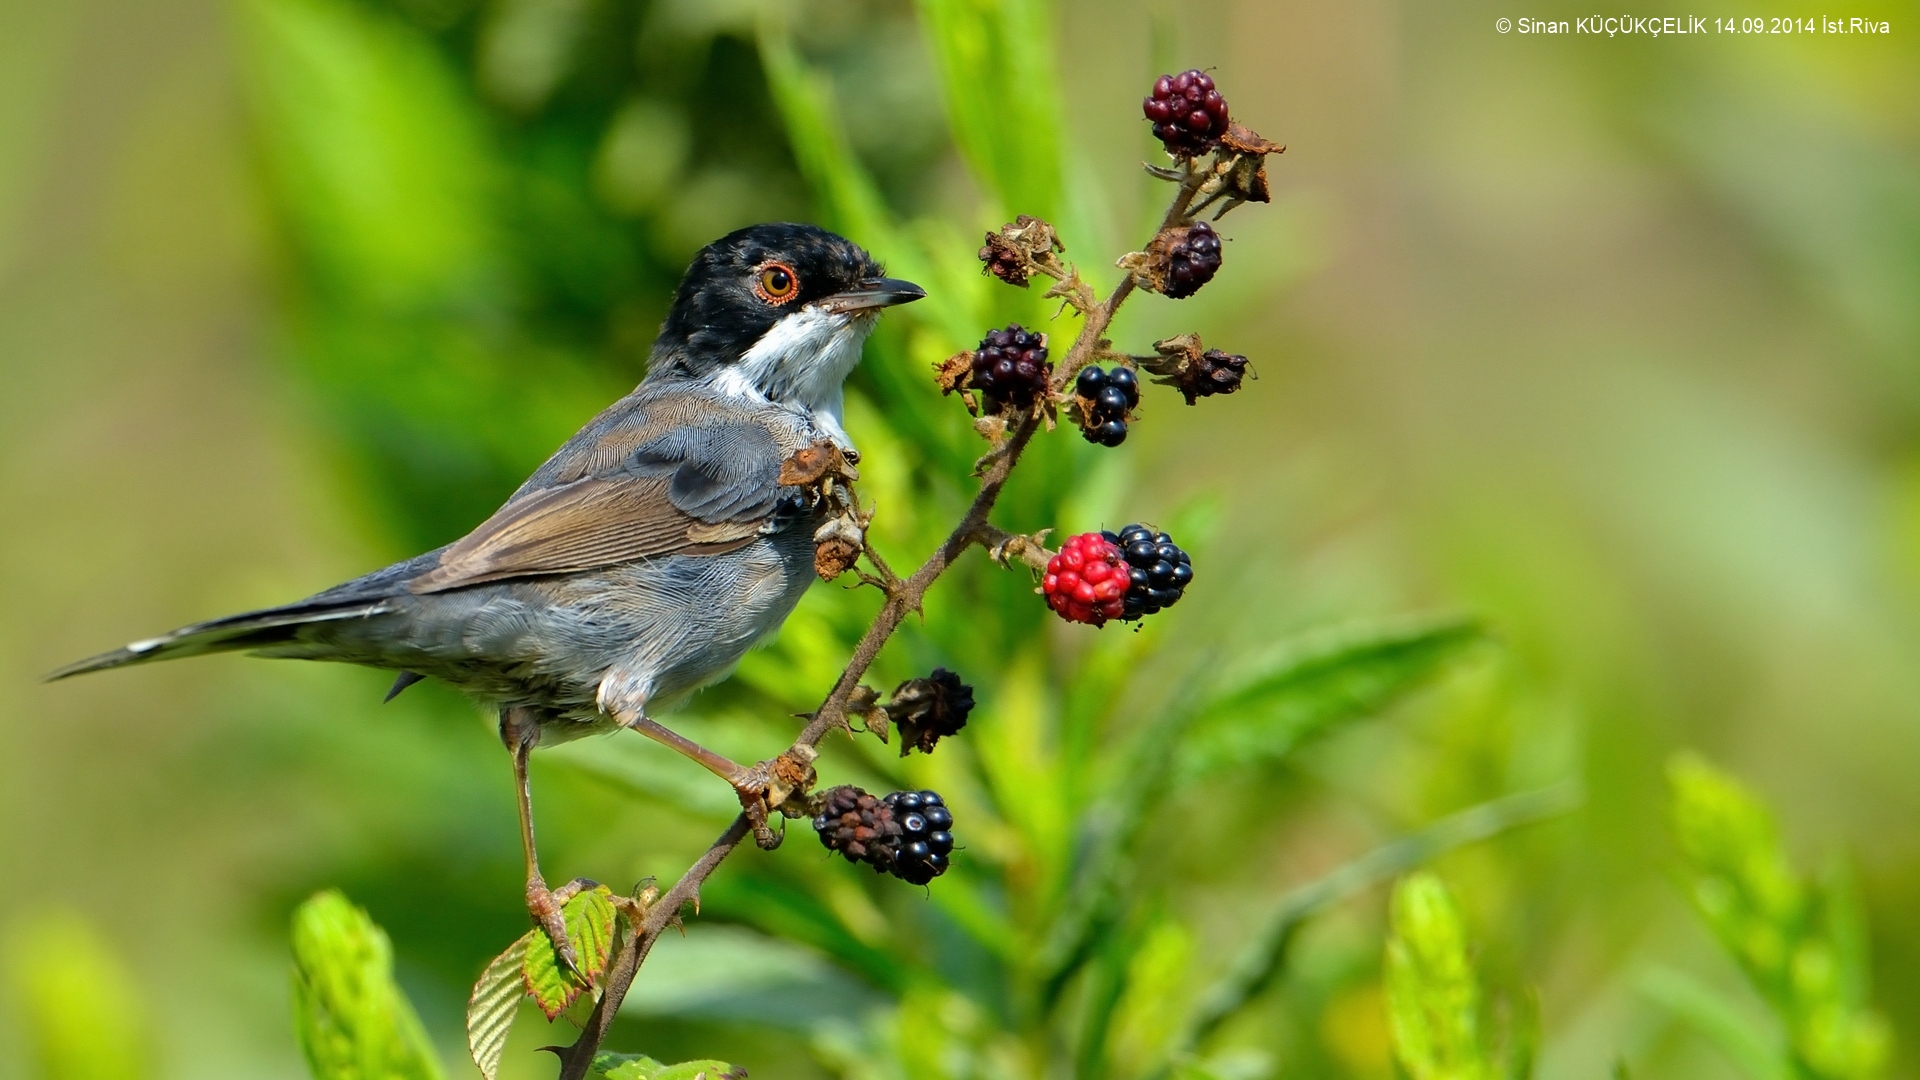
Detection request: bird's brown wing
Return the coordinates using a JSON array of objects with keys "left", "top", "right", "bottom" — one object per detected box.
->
[{"left": 407, "top": 391, "right": 800, "bottom": 595}]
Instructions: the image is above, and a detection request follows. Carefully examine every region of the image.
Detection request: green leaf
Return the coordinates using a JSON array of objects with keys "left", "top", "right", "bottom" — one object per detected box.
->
[
  {"left": 3, "top": 911, "right": 149, "bottom": 1080},
  {"left": 467, "top": 932, "right": 532, "bottom": 1080},
  {"left": 1175, "top": 614, "right": 1489, "bottom": 783},
  {"left": 522, "top": 885, "right": 618, "bottom": 1020},
  {"left": 1165, "top": 785, "right": 1577, "bottom": 1074},
  {"left": 912, "top": 0, "right": 1065, "bottom": 221},
  {"left": 1384, "top": 872, "right": 1497, "bottom": 1080},
  {"left": 289, "top": 890, "right": 444, "bottom": 1080},
  {"left": 1667, "top": 754, "right": 1893, "bottom": 1080},
  {"left": 590, "top": 1052, "right": 747, "bottom": 1080}
]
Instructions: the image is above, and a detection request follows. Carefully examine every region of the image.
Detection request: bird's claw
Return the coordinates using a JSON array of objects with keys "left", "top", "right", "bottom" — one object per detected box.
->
[
  {"left": 527, "top": 876, "right": 599, "bottom": 975},
  {"left": 734, "top": 752, "right": 815, "bottom": 850}
]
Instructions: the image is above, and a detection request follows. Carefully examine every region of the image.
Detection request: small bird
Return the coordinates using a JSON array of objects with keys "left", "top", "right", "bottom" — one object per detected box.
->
[{"left": 51, "top": 223, "right": 924, "bottom": 965}]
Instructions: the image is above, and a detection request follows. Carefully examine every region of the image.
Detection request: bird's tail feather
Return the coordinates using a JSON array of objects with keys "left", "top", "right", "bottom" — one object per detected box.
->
[{"left": 46, "top": 601, "right": 392, "bottom": 681}]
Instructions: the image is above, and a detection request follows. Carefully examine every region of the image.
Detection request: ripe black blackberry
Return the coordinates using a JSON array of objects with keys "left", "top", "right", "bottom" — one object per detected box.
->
[
  {"left": 971, "top": 325, "right": 1052, "bottom": 411},
  {"left": 1073, "top": 366, "right": 1140, "bottom": 447},
  {"left": 1143, "top": 69, "right": 1230, "bottom": 157},
  {"left": 1105, "top": 524, "right": 1194, "bottom": 620},
  {"left": 881, "top": 790, "right": 955, "bottom": 885},
  {"left": 813, "top": 785, "right": 955, "bottom": 884},
  {"left": 1163, "top": 222, "right": 1223, "bottom": 299}
]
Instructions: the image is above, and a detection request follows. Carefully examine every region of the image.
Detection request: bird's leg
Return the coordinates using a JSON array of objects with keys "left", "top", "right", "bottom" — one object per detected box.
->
[
  {"left": 623, "top": 714, "right": 752, "bottom": 785},
  {"left": 619, "top": 712, "right": 795, "bottom": 849},
  {"left": 502, "top": 707, "right": 596, "bottom": 972}
]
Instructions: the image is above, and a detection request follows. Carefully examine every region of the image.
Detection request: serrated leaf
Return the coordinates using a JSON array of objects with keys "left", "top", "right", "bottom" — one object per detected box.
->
[
  {"left": 653, "top": 1062, "right": 748, "bottom": 1080},
  {"left": 467, "top": 931, "right": 533, "bottom": 1080},
  {"left": 1175, "top": 615, "right": 1488, "bottom": 783},
  {"left": 522, "top": 886, "right": 617, "bottom": 1019},
  {"left": 591, "top": 1052, "right": 664, "bottom": 1079},
  {"left": 590, "top": 1053, "right": 746, "bottom": 1080}
]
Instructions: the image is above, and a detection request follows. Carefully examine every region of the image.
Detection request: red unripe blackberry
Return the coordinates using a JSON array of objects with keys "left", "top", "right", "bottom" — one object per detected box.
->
[
  {"left": 1163, "top": 221, "right": 1223, "bottom": 299},
  {"left": 814, "top": 786, "right": 956, "bottom": 884},
  {"left": 1042, "top": 532, "right": 1130, "bottom": 625},
  {"left": 1144, "top": 69, "right": 1230, "bottom": 157},
  {"left": 971, "top": 324, "right": 1052, "bottom": 411},
  {"left": 1114, "top": 523, "right": 1193, "bottom": 620}
]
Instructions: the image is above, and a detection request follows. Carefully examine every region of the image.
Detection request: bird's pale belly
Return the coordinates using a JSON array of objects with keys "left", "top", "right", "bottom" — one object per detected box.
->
[{"left": 281, "top": 529, "right": 819, "bottom": 734}]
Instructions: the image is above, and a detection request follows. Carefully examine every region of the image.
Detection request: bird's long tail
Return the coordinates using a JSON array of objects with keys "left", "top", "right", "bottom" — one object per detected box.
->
[{"left": 46, "top": 599, "right": 392, "bottom": 681}]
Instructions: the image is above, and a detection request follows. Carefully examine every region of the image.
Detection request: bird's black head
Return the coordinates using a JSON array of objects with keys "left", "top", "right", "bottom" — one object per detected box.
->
[{"left": 648, "top": 224, "right": 924, "bottom": 405}]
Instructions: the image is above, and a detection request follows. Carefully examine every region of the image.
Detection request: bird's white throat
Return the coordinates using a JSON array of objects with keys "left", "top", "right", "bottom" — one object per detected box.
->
[{"left": 712, "top": 306, "right": 877, "bottom": 450}]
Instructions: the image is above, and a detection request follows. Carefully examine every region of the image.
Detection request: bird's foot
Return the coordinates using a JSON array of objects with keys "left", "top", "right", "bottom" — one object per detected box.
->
[
  {"left": 733, "top": 749, "right": 818, "bottom": 850},
  {"left": 526, "top": 875, "right": 599, "bottom": 973}
]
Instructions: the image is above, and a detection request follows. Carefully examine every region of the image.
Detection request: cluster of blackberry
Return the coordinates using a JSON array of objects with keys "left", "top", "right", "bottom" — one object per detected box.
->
[
  {"left": 814, "top": 786, "right": 955, "bottom": 885},
  {"left": 1074, "top": 366, "right": 1140, "bottom": 447},
  {"left": 1161, "top": 222, "right": 1223, "bottom": 299},
  {"left": 1042, "top": 525, "right": 1194, "bottom": 626},
  {"left": 970, "top": 325, "right": 1051, "bottom": 411},
  {"left": 1111, "top": 524, "right": 1193, "bottom": 619},
  {"left": 1143, "top": 69, "right": 1229, "bottom": 157}
]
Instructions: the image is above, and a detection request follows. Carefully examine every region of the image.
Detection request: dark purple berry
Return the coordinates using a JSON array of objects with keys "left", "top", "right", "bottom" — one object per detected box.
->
[
  {"left": 1076, "top": 366, "right": 1109, "bottom": 397},
  {"left": 1144, "top": 69, "right": 1231, "bottom": 157},
  {"left": 1161, "top": 222, "right": 1223, "bottom": 299},
  {"left": 1108, "top": 367, "right": 1140, "bottom": 406},
  {"left": 971, "top": 324, "right": 1051, "bottom": 411}
]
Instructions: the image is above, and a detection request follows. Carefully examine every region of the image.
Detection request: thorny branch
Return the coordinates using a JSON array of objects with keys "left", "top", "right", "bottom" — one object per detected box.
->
[{"left": 554, "top": 161, "right": 1214, "bottom": 1080}]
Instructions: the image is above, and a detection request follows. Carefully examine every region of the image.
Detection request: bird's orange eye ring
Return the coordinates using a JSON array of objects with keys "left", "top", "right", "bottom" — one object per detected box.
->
[{"left": 754, "top": 262, "right": 800, "bottom": 305}]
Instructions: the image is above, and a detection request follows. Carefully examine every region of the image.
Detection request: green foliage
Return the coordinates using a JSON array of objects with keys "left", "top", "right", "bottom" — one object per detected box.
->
[
  {"left": 591, "top": 1052, "right": 747, "bottom": 1080},
  {"left": 1666, "top": 754, "right": 1891, "bottom": 1080},
  {"left": 464, "top": 933, "right": 527, "bottom": 1080},
  {"left": 1174, "top": 614, "right": 1489, "bottom": 782},
  {"left": 1384, "top": 872, "right": 1532, "bottom": 1080},
  {"left": 465, "top": 884, "right": 620, "bottom": 1076},
  {"left": 521, "top": 886, "right": 617, "bottom": 1019},
  {"left": 2, "top": 911, "right": 149, "bottom": 1080},
  {"left": 289, "top": 890, "right": 443, "bottom": 1080},
  {"left": 912, "top": 0, "right": 1065, "bottom": 223}
]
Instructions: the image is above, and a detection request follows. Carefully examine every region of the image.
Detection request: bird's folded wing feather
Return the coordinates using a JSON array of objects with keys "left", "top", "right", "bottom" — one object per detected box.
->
[{"left": 407, "top": 401, "right": 794, "bottom": 594}]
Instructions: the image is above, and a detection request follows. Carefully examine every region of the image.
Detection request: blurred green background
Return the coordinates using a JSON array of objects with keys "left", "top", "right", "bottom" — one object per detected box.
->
[{"left": 2, "top": 0, "right": 1917, "bottom": 1077}]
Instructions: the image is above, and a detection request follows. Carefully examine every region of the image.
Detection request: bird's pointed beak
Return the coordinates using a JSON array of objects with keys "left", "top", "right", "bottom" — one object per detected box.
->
[{"left": 820, "top": 277, "right": 927, "bottom": 314}]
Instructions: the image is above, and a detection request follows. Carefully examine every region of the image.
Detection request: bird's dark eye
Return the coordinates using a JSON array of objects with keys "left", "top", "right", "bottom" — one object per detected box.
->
[{"left": 754, "top": 263, "right": 799, "bottom": 305}]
